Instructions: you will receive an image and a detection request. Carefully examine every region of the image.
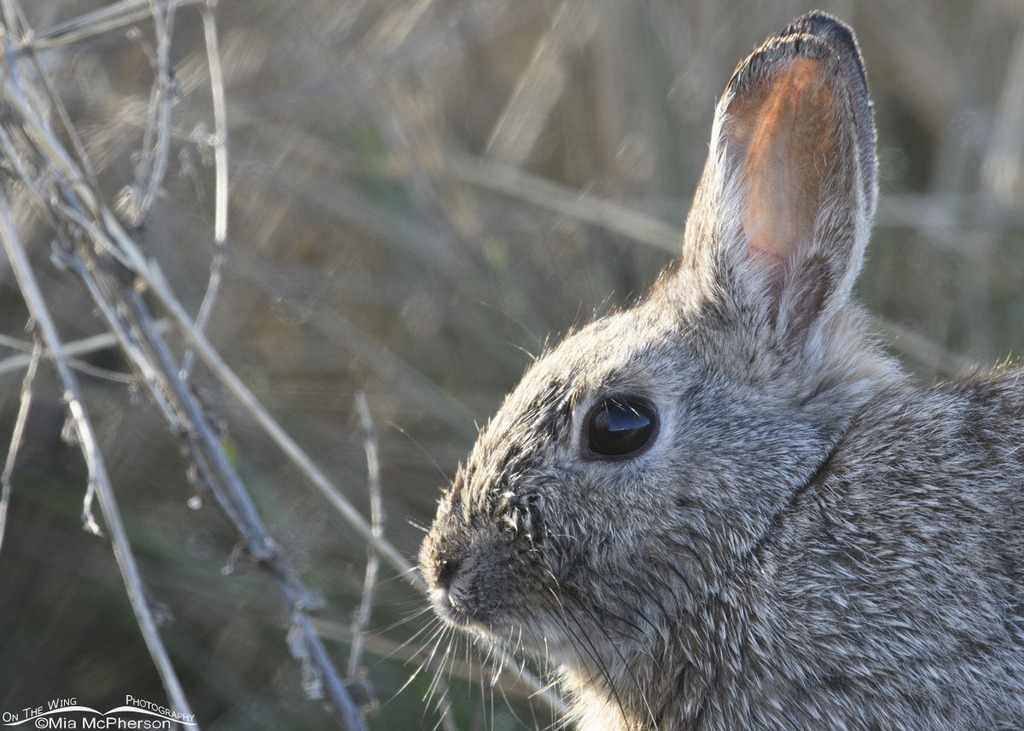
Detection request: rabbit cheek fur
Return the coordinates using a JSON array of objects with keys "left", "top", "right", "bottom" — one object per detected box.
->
[{"left": 419, "top": 11, "right": 1024, "bottom": 731}]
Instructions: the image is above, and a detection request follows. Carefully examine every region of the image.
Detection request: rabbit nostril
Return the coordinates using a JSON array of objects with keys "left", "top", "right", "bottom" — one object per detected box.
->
[{"left": 436, "top": 557, "right": 461, "bottom": 591}]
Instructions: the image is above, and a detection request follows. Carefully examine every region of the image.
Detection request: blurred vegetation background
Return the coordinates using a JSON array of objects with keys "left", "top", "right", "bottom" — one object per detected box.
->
[{"left": 0, "top": 1, "right": 1022, "bottom": 729}]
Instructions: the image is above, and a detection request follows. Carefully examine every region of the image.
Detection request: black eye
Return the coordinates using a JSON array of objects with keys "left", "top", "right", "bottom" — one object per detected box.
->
[{"left": 585, "top": 396, "right": 657, "bottom": 459}]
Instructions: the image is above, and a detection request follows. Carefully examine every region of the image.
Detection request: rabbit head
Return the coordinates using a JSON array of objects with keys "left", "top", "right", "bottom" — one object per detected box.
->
[{"left": 420, "top": 10, "right": 901, "bottom": 717}]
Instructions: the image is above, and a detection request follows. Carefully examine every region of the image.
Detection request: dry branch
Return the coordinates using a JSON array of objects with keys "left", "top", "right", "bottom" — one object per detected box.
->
[
  {"left": 0, "top": 339, "right": 39, "bottom": 555},
  {"left": 0, "top": 5, "right": 369, "bottom": 728},
  {"left": 0, "top": 190, "right": 197, "bottom": 725}
]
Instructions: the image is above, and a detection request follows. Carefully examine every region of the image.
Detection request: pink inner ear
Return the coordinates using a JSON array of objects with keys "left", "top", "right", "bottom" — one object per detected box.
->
[{"left": 728, "top": 56, "right": 837, "bottom": 269}]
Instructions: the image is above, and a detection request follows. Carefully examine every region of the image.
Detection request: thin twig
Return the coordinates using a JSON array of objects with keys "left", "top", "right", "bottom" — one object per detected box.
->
[
  {"left": 202, "top": 0, "right": 228, "bottom": 248},
  {"left": 348, "top": 392, "right": 383, "bottom": 682},
  {"left": 0, "top": 190, "right": 197, "bottom": 727},
  {"left": 181, "top": 0, "right": 228, "bottom": 380},
  {"left": 291, "top": 609, "right": 368, "bottom": 731},
  {"left": 0, "top": 339, "right": 40, "bottom": 557},
  {"left": 30, "top": 0, "right": 204, "bottom": 51},
  {"left": 0, "top": 321, "right": 172, "bottom": 376},
  {"left": 8, "top": 0, "right": 103, "bottom": 191},
  {"left": 122, "top": 0, "right": 177, "bottom": 227}
]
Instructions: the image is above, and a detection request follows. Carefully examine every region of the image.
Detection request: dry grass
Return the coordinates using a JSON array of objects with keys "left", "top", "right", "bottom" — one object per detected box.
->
[{"left": 0, "top": 1, "right": 1021, "bottom": 729}]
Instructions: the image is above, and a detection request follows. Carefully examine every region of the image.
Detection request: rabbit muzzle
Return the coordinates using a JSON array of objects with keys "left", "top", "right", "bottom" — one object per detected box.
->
[{"left": 420, "top": 503, "right": 540, "bottom": 634}]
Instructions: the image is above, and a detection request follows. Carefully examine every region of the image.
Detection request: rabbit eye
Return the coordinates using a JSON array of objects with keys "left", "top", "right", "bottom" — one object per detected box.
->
[{"left": 585, "top": 396, "right": 657, "bottom": 459}]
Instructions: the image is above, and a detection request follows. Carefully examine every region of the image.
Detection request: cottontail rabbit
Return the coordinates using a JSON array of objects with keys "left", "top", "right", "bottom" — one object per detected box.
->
[{"left": 420, "top": 11, "right": 1024, "bottom": 730}]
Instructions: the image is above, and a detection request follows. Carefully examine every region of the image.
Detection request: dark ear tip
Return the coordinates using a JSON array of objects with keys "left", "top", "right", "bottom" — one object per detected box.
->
[
  {"left": 783, "top": 11, "right": 857, "bottom": 46},
  {"left": 780, "top": 11, "right": 868, "bottom": 91},
  {"left": 726, "top": 27, "right": 844, "bottom": 100}
]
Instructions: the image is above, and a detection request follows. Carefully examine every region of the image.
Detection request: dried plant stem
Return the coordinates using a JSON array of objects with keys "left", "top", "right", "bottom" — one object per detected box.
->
[
  {"left": 0, "top": 192, "right": 197, "bottom": 726},
  {"left": 31, "top": 0, "right": 204, "bottom": 51},
  {"left": 348, "top": 392, "right": 383, "bottom": 682},
  {"left": 181, "top": 0, "right": 228, "bottom": 380},
  {"left": 0, "top": 321, "right": 172, "bottom": 376},
  {"left": 286, "top": 599, "right": 369, "bottom": 731},
  {"left": 126, "top": 0, "right": 177, "bottom": 226},
  {"left": 0, "top": 339, "right": 40, "bottom": 556}
]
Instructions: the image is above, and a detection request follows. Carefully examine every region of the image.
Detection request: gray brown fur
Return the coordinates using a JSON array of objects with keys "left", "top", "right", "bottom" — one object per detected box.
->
[{"left": 419, "top": 11, "right": 1024, "bottom": 730}]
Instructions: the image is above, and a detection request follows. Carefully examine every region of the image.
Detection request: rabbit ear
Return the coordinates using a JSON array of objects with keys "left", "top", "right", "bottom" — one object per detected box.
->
[{"left": 681, "top": 12, "right": 876, "bottom": 340}]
